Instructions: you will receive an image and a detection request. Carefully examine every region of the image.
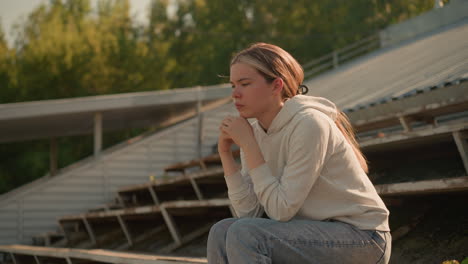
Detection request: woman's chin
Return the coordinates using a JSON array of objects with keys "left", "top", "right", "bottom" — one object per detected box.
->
[
  {"left": 239, "top": 113, "right": 254, "bottom": 119},
  {"left": 237, "top": 110, "right": 251, "bottom": 119}
]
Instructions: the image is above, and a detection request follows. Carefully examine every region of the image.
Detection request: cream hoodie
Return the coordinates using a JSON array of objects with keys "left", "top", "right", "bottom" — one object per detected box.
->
[{"left": 224, "top": 95, "right": 390, "bottom": 231}]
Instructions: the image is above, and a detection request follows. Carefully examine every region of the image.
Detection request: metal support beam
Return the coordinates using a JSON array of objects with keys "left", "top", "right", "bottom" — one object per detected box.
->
[
  {"left": 453, "top": 131, "right": 468, "bottom": 175},
  {"left": 10, "top": 253, "right": 17, "bottom": 264},
  {"left": 65, "top": 257, "right": 73, "bottom": 264},
  {"left": 81, "top": 217, "right": 97, "bottom": 245},
  {"left": 160, "top": 206, "right": 182, "bottom": 246},
  {"left": 398, "top": 116, "right": 412, "bottom": 132},
  {"left": 94, "top": 112, "right": 102, "bottom": 157},
  {"left": 34, "top": 255, "right": 41, "bottom": 264},
  {"left": 188, "top": 174, "right": 204, "bottom": 200},
  {"left": 49, "top": 137, "right": 58, "bottom": 176},
  {"left": 196, "top": 87, "right": 204, "bottom": 159},
  {"left": 147, "top": 186, "right": 160, "bottom": 206},
  {"left": 116, "top": 215, "right": 133, "bottom": 247},
  {"left": 159, "top": 223, "right": 213, "bottom": 254}
]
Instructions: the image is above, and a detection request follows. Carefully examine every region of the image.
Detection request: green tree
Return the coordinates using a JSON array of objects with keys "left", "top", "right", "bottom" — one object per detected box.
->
[{"left": 0, "top": 21, "right": 17, "bottom": 102}]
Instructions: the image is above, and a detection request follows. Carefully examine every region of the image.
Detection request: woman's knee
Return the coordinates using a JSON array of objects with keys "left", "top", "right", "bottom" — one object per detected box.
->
[
  {"left": 208, "top": 218, "right": 238, "bottom": 246},
  {"left": 226, "top": 218, "right": 270, "bottom": 245}
]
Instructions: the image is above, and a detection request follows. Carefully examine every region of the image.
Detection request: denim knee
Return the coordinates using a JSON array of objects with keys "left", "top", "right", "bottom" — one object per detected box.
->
[
  {"left": 208, "top": 218, "right": 238, "bottom": 248},
  {"left": 207, "top": 218, "right": 238, "bottom": 264},
  {"left": 226, "top": 218, "right": 267, "bottom": 247}
]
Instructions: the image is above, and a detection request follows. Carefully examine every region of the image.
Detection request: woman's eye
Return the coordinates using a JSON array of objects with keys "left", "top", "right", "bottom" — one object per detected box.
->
[{"left": 241, "top": 83, "right": 249, "bottom": 87}]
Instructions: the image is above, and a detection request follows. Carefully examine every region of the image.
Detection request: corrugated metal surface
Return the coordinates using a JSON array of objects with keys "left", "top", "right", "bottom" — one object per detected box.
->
[
  {"left": 0, "top": 84, "right": 231, "bottom": 143},
  {"left": 304, "top": 18, "right": 468, "bottom": 112},
  {"left": 0, "top": 103, "right": 237, "bottom": 245}
]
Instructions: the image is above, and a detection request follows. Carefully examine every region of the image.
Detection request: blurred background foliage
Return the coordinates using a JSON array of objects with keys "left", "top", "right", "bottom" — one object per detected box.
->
[{"left": 0, "top": 0, "right": 447, "bottom": 194}]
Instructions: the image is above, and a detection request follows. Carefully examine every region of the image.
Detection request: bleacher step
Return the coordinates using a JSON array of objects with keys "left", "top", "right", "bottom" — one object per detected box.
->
[{"left": 0, "top": 244, "right": 207, "bottom": 264}]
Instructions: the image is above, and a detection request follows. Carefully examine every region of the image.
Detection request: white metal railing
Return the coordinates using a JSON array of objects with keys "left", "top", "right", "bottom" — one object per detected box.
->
[{"left": 303, "top": 33, "right": 381, "bottom": 79}]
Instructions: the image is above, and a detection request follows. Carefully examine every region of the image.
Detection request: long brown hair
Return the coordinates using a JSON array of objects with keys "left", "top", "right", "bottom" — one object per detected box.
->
[{"left": 231, "top": 43, "right": 369, "bottom": 173}]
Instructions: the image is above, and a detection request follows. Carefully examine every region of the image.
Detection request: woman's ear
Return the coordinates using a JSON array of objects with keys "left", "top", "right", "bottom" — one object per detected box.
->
[{"left": 272, "top": 78, "right": 284, "bottom": 95}]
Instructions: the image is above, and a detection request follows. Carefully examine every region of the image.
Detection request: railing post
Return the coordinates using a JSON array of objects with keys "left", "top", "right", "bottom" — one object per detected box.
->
[
  {"left": 50, "top": 137, "right": 58, "bottom": 176},
  {"left": 332, "top": 51, "right": 339, "bottom": 69},
  {"left": 94, "top": 112, "right": 102, "bottom": 157}
]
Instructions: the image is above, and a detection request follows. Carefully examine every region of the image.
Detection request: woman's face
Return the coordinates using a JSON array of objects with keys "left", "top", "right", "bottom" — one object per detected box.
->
[{"left": 230, "top": 63, "right": 277, "bottom": 119}]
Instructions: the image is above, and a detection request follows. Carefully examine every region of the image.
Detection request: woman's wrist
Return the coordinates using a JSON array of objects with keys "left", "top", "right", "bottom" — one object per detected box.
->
[
  {"left": 219, "top": 149, "right": 234, "bottom": 157},
  {"left": 219, "top": 150, "right": 239, "bottom": 176}
]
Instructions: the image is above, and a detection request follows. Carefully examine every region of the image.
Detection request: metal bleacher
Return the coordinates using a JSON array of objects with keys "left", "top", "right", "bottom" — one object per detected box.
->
[{"left": 1, "top": 84, "right": 467, "bottom": 261}]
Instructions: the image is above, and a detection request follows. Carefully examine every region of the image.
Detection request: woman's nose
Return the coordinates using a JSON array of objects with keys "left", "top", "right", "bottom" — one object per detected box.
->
[{"left": 232, "top": 86, "right": 241, "bottom": 98}]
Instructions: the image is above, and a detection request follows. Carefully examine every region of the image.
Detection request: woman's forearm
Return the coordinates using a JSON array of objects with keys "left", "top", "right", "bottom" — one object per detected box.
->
[
  {"left": 219, "top": 151, "right": 240, "bottom": 176},
  {"left": 241, "top": 137, "right": 266, "bottom": 171}
]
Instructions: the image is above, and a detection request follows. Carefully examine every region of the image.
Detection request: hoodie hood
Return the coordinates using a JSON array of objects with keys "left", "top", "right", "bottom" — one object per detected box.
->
[{"left": 260, "top": 95, "right": 338, "bottom": 135}]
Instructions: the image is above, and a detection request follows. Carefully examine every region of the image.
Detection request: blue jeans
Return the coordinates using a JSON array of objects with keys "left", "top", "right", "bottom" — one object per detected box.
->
[{"left": 207, "top": 217, "right": 391, "bottom": 264}]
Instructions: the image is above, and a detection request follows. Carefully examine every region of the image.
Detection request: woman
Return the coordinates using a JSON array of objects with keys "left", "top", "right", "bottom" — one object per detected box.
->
[{"left": 207, "top": 43, "right": 391, "bottom": 264}]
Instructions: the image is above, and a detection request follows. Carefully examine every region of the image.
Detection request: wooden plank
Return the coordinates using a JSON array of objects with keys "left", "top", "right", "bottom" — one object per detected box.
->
[
  {"left": 118, "top": 167, "right": 223, "bottom": 194},
  {"left": 375, "top": 176, "right": 468, "bottom": 196},
  {"left": 59, "top": 199, "right": 231, "bottom": 225},
  {"left": 79, "top": 248, "right": 207, "bottom": 264},
  {"left": 61, "top": 205, "right": 161, "bottom": 220},
  {"left": 360, "top": 121, "right": 468, "bottom": 149},
  {"left": 162, "top": 199, "right": 231, "bottom": 209},
  {"left": 164, "top": 150, "right": 239, "bottom": 173},
  {"left": 202, "top": 149, "right": 240, "bottom": 165},
  {"left": 453, "top": 131, "right": 468, "bottom": 175},
  {"left": 1, "top": 246, "right": 72, "bottom": 259},
  {"left": 350, "top": 82, "right": 468, "bottom": 132},
  {"left": 0, "top": 245, "right": 208, "bottom": 264},
  {"left": 164, "top": 159, "right": 200, "bottom": 173}
]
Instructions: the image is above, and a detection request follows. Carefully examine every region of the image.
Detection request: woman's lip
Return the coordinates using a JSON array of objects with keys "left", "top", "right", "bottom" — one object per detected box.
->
[{"left": 235, "top": 104, "right": 244, "bottom": 108}]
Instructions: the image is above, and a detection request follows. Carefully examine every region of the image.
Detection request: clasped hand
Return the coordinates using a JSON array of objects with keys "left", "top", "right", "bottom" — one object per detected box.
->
[{"left": 218, "top": 115, "right": 254, "bottom": 153}]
